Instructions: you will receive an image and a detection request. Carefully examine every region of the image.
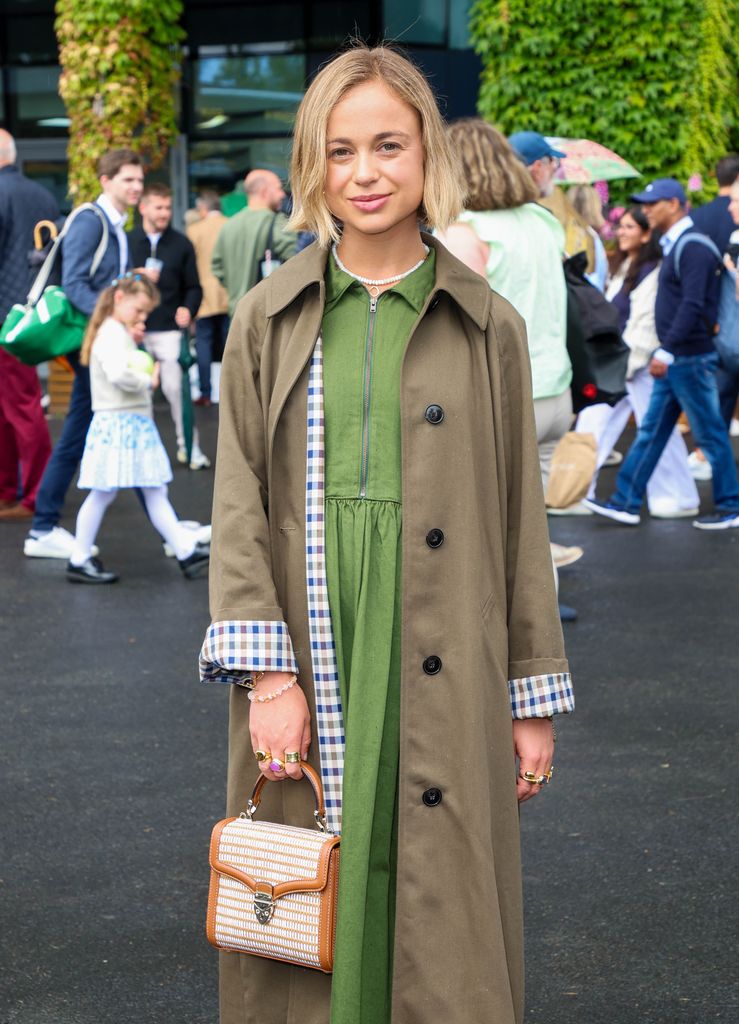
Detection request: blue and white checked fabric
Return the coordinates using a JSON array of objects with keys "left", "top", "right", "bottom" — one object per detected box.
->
[
  {"left": 509, "top": 673, "right": 574, "bottom": 718},
  {"left": 305, "top": 336, "right": 345, "bottom": 834},
  {"left": 199, "top": 620, "right": 298, "bottom": 685}
]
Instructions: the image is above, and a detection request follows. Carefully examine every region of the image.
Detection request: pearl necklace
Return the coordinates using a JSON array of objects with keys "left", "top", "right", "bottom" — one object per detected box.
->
[{"left": 332, "top": 243, "right": 430, "bottom": 297}]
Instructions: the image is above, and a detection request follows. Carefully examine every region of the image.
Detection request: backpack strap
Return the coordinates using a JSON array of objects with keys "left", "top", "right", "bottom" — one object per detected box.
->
[
  {"left": 672, "top": 231, "right": 722, "bottom": 282},
  {"left": 27, "top": 202, "right": 111, "bottom": 307}
]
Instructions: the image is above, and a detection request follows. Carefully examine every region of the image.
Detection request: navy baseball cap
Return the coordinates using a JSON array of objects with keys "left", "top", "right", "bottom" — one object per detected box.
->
[
  {"left": 630, "top": 178, "right": 686, "bottom": 204},
  {"left": 508, "top": 131, "right": 566, "bottom": 166}
]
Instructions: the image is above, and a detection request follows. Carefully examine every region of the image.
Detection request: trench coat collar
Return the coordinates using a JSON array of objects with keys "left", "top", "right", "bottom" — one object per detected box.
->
[{"left": 264, "top": 232, "right": 492, "bottom": 330}]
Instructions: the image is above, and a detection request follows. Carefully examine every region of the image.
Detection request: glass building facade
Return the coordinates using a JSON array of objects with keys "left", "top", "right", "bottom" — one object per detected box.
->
[{"left": 0, "top": 0, "right": 480, "bottom": 213}]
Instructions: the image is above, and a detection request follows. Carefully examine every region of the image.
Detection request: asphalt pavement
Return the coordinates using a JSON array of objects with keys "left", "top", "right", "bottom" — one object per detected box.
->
[{"left": 0, "top": 401, "right": 736, "bottom": 1024}]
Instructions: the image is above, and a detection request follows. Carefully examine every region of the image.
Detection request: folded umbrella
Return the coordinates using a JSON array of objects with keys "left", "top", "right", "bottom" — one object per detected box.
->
[
  {"left": 546, "top": 138, "right": 641, "bottom": 185},
  {"left": 178, "top": 330, "right": 195, "bottom": 464}
]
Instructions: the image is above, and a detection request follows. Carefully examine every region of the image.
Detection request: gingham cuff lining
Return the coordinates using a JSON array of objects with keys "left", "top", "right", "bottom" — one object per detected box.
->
[
  {"left": 509, "top": 672, "right": 574, "bottom": 718},
  {"left": 199, "top": 620, "right": 298, "bottom": 685}
]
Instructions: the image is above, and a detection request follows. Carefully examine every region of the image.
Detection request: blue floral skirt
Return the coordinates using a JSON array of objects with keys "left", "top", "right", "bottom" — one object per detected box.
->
[{"left": 78, "top": 412, "right": 173, "bottom": 490}]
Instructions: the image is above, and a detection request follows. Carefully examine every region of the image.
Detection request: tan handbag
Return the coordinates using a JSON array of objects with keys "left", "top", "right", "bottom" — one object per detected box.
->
[
  {"left": 545, "top": 431, "right": 598, "bottom": 509},
  {"left": 206, "top": 763, "right": 340, "bottom": 973}
]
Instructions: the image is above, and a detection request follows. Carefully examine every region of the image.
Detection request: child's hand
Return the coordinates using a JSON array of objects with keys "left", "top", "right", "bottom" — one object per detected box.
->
[{"left": 150, "top": 362, "right": 160, "bottom": 390}]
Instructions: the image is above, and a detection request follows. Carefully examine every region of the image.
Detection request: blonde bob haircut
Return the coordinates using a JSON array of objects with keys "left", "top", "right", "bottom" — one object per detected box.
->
[
  {"left": 288, "top": 45, "right": 465, "bottom": 247},
  {"left": 447, "top": 118, "right": 539, "bottom": 212}
]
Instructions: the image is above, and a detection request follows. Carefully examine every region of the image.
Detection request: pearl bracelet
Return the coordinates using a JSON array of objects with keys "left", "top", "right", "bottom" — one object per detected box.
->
[{"left": 248, "top": 674, "right": 298, "bottom": 704}]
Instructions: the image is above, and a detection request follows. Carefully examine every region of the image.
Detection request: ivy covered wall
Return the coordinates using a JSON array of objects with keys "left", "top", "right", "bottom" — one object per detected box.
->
[
  {"left": 470, "top": 0, "right": 739, "bottom": 197},
  {"left": 55, "top": 0, "right": 184, "bottom": 203}
]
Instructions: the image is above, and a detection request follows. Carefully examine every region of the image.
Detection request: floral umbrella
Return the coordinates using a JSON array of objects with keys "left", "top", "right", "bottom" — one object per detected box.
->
[{"left": 546, "top": 138, "right": 641, "bottom": 185}]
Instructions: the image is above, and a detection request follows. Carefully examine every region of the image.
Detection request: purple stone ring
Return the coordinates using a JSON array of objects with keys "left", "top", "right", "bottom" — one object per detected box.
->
[{"left": 269, "top": 759, "right": 284, "bottom": 773}]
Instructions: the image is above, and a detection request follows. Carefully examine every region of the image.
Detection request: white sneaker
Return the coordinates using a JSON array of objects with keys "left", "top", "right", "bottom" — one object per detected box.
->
[
  {"left": 189, "top": 448, "right": 211, "bottom": 471},
  {"left": 550, "top": 542, "right": 584, "bottom": 569},
  {"left": 163, "top": 521, "right": 211, "bottom": 558},
  {"left": 547, "top": 501, "right": 594, "bottom": 516},
  {"left": 176, "top": 447, "right": 188, "bottom": 465},
  {"left": 649, "top": 500, "right": 700, "bottom": 519},
  {"left": 688, "top": 451, "right": 712, "bottom": 481},
  {"left": 730, "top": 418, "right": 739, "bottom": 438},
  {"left": 24, "top": 526, "right": 99, "bottom": 560}
]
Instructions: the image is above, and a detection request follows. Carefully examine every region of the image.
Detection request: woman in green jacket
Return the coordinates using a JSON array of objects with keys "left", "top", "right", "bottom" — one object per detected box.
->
[{"left": 201, "top": 45, "right": 572, "bottom": 1024}]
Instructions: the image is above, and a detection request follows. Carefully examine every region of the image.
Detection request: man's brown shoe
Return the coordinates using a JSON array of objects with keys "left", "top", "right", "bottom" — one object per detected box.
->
[{"left": 0, "top": 503, "right": 34, "bottom": 521}]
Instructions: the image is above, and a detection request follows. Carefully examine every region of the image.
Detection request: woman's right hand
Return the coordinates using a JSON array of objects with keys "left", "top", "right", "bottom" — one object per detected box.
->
[{"left": 249, "top": 672, "right": 312, "bottom": 781}]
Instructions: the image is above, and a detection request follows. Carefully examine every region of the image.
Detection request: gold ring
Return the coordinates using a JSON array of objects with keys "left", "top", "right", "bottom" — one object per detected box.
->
[
  {"left": 268, "top": 758, "right": 285, "bottom": 772},
  {"left": 521, "top": 770, "right": 548, "bottom": 786},
  {"left": 254, "top": 750, "right": 270, "bottom": 762},
  {"left": 285, "top": 752, "right": 301, "bottom": 763}
]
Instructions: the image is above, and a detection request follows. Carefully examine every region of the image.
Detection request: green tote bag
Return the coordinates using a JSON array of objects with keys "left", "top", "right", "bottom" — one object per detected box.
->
[{"left": 0, "top": 203, "right": 109, "bottom": 366}]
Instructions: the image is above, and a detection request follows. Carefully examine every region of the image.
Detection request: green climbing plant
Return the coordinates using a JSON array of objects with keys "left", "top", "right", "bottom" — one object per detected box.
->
[
  {"left": 470, "top": 0, "right": 739, "bottom": 201},
  {"left": 55, "top": 0, "right": 184, "bottom": 203}
]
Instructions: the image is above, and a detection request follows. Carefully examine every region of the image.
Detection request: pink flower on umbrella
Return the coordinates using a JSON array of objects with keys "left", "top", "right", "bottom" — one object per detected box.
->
[{"left": 687, "top": 174, "right": 703, "bottom": 193}]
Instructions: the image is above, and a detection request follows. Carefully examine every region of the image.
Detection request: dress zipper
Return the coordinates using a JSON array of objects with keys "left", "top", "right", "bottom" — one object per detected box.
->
[{"left": 359, "top": 292, "right": 380, "bottom": 498}]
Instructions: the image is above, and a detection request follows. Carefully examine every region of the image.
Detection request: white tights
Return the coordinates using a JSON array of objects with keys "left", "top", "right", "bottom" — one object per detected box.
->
[{"left": 70, "top": 486, "right": 196, "bottom": 565}]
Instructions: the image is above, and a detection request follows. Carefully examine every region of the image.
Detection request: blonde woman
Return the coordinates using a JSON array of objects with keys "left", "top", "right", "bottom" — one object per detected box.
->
[
  {"left": 437, "top": 118, "right": 572, "bottom": 492},
  {"left": 568, "top": 184, "right": 609, "bottom": 291},
  {"left": 200, "top": 47, "right": 572, "bottom": 1024}
]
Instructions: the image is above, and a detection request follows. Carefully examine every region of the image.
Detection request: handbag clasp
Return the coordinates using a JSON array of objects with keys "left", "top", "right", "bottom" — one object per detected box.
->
[{"left": 254, "top": 890, "right": 275, "bottom": 925}]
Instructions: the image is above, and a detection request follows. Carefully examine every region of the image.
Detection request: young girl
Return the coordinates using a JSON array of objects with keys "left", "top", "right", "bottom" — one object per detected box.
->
[
  {"left": 200, "top": 46, "right": 572, "bottom": 1024},
  {"left": 66, "top": 272, "right": 209, "bottom": 583}
]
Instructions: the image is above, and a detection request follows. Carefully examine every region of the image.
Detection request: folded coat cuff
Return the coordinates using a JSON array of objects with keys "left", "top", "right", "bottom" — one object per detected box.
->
[
  {"left": 509, "top": 672, "right": 575, "bottom": 718},
  {"left": 199, "top": 620, "right": 298, "bottom": 685}
]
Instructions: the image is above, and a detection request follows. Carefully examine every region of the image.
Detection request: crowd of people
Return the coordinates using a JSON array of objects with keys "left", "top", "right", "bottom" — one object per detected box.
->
[
  {"left": 2, "top": 127, "right": 737, "bottom": 587},
  {"left": 1, "top": 41, "right": 738, "bottom": 1024}
]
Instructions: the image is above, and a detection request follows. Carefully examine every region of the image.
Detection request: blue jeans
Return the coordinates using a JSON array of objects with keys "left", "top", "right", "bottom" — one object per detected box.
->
[
  {"left": 194, "top": 314, "right": 229, "bottom": 400},
  {"left": 716, "top": 359, "right": 739, "bottom": 427},
  {"left": 32, "top": 352, "right": 92, "bottom": 532},
  {"left": 611, "top": 353, "right": 739, "bottom": 514}
]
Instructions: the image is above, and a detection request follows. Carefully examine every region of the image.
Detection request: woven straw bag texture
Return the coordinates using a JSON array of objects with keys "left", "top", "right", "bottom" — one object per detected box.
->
[{"left": 207, "top": 769, "right": 340, "bottom": 972}]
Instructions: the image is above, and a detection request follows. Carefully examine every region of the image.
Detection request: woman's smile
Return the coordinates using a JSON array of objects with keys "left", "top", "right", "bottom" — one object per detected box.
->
[{"left": 348, "top": 193, "right": 391, "bottom": 212}]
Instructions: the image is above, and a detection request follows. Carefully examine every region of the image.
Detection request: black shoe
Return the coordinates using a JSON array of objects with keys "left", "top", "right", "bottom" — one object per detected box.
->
[
  {"left": 66, "top": 556, "right": 119, "bottom": 584},
  {"left": 178, "top": 542, "right": 210, "bottom": 579}
]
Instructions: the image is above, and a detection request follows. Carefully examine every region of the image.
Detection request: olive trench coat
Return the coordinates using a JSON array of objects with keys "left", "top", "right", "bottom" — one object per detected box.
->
[{"left": 203, "top": 237, "right": 571, "bottom": 1024}]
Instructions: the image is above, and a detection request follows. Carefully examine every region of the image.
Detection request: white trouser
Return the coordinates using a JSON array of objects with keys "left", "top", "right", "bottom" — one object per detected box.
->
[
  {"left": 144, "top": 331, "right": 200, "bottom": 452},
  {"left": 576, "top": 368, "right": 699, "bottom": 511},
  {"left": 70, "top": 486, "right": 196, "bottom": 565},
  {"left": 535, "top": 388, "right": 574, "bottom": 599},
  {"left": 534, "top": 388, "right": 574, "bottom": 492}
]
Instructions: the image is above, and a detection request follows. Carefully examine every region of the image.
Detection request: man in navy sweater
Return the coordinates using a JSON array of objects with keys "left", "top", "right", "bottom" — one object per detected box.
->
[
  {"left": 585, "top": 178, "right": 739, "bottom": 530},
  {"left": 24, "top": 149, "right": 144, "bottom": 558}
]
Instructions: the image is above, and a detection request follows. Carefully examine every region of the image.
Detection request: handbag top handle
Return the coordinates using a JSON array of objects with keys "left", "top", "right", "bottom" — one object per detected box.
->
[{"left": 245, "top": 763, "right": 330, "bottom": 833}]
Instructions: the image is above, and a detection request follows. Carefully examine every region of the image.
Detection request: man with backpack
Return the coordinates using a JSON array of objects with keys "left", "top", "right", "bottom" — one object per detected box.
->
[
  {"left": 24, "top": 149, "right": 144, "bottom": 558},
  {"left": 585, "top": 178, "right": 739, "bottom": 530}
]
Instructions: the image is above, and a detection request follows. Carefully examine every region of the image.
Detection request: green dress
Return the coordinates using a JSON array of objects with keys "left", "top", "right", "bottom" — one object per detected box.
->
[{"left": 321, "top": 249, "right": 436, "bottom": 1024}]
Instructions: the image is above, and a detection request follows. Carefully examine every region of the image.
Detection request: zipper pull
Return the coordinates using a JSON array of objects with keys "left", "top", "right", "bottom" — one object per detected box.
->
[{"left": 369, "top": 295, "right": 377, "bottom": 313}]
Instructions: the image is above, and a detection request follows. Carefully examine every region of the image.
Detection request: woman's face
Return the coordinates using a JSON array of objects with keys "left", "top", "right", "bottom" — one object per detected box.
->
[
  {"left": 324, "top": 80, "right": 425, "bottom": 242},
  {"left": 616, "top": 213, "right": 649, "bottom": 255}
]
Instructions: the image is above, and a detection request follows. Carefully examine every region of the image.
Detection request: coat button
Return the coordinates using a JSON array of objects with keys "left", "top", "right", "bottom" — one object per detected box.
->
[
  {"left": 426, "top": 528, "right": 444, "bottom": 549},
  {"left": 423, "top": 656, "right": 442, "bottom": 675},
  {"left": 422, "top": 788, "right": 443, "bottom": 807},
  {"left": 425, "top": 404, "right": 444, "bottom": 424}
]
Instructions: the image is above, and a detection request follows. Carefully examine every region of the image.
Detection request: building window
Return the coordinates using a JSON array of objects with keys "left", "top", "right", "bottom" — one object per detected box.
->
[
  {"left": 382, "top": 0, "right": 447, "bottom": 46},
  {"left": 192, "top": 52, "right": 306, "bottom": 138}
]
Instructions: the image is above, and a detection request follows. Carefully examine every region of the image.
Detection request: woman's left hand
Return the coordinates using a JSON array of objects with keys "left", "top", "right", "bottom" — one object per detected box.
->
[{"left": 513, "top": 718, "right": 555, "bottom": 803}]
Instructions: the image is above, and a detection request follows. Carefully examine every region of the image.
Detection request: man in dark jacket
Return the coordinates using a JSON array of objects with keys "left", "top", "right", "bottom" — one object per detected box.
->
[
  {"left": 24, "top": 148, "right": 144, "bottom": 558},
  {"left": 690, "top": 154, "right": 739, "bottom": 254},
  {"left": 0, "top": 131, "right": 57, "bottom": 522},
  {"left": 128, "top": 183, "right": 208, "bottom": 469},
  {"left": 585, "top": 178, "right": 739, "bottom": 530}
]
